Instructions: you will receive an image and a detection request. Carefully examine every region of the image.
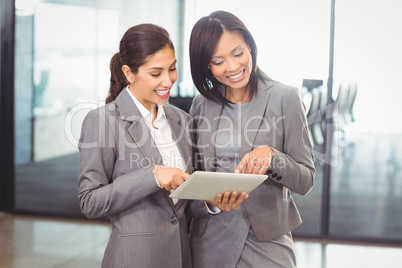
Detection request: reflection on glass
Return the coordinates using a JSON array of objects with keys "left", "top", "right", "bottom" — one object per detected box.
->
[
  {"left": 330, "top": 0, "right": 402, "bottom": 241},
  {"left": 32, "top": 3, "right": 118, "bottom": 161}
]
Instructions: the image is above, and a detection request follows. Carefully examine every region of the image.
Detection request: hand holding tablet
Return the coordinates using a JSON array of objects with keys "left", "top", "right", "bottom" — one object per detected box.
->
[{"left": 169, "top": 171, "right": 267, "bottom": 200}]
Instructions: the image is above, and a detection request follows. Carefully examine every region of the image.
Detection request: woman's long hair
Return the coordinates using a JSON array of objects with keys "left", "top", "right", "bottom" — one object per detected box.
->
[{"left": 106, "top": 24, "right": 174, "bottom": 104}]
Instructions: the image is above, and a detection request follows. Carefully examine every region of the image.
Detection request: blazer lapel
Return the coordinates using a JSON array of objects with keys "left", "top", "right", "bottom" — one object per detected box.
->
[
  {"left": 115, "top": 90, "right": 163, "bottom": 165},
  {"left": 164, "top": 107, "right": 192, "bottom": 173},
  {"left": 203, "top": 98, "right": 223, "bottom": 171},
  {"left": 164, "top": 106, "right": 191, "bottom": 208},
  {"left": 240, "top": 77, "right": 274, "bottom": 156}
]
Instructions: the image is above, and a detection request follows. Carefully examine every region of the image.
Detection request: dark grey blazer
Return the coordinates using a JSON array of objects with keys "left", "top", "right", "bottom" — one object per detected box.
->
[
  {"left": 188, "top": 73, "right": 315, "bottom": 267},
  {"left": 78, "top": 89, "right": 193, "bottom": 268}
]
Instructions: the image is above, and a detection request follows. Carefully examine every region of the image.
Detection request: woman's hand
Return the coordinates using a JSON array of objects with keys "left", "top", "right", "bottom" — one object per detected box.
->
[
  {"left": 153, "top": 165, "right": 190, "bottom": 191},
  {"left": 235, "top": 145, "right": 274, "bottom": 175},
  {"left": 206, "top": 191, "right": 248, "bottom": 212}
]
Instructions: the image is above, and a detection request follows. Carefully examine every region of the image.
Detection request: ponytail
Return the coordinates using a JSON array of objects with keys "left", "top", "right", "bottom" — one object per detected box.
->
[{"left": 106, "top": 52, "right": 128, "bottom": 104}]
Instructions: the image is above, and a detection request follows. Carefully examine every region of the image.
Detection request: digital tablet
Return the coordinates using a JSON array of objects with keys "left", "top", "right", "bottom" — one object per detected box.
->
[{"left": 169, "top": 171, "right": 267, "bottom": 200}]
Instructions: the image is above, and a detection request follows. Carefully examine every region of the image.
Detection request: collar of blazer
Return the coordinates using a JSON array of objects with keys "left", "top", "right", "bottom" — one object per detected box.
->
[
  {"left": 202, "top": 72, "right": 275, "bottom": 162},
  {"left": 114, "top": 89, "right": 163, "bottom": 167}
]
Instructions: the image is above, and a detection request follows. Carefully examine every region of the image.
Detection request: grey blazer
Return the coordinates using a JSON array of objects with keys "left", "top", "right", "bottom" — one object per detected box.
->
[
  {"left": 187, "top": 74, "right": 315, "bottom": 267},
  {"left": 78, "top": 89, "right": 193, "bottom": 268}
]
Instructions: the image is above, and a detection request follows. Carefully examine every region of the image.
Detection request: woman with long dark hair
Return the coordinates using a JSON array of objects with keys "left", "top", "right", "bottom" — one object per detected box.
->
[{"left": 188, "top": 11, "right": 315, "bottom": 267}]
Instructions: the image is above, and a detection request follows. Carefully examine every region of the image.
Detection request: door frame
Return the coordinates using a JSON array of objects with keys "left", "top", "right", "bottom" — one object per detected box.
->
[{"left": 0, "top": 0, "right": 15, "bottom": 212}]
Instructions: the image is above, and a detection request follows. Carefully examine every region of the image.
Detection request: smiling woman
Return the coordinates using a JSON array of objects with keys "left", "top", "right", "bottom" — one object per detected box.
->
[
  {"left": 187, "top": 10, "right": 315, "bottom": 268},
  {"left": 78, "top": 24, "right": 193, "bottom": 268},
  {"left": 208, "top": 31, "right": 253, "bottom": 103}
]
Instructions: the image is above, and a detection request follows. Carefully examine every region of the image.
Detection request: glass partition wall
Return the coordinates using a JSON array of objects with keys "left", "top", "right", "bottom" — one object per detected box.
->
[{"left": 328, "top": 0, "right": 402, "bottom": 242}]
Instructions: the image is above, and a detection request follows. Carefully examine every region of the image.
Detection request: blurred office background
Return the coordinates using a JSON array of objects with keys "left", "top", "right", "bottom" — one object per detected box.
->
[{"left": 1, "top": 0, "right": 402, "bottom": 267}]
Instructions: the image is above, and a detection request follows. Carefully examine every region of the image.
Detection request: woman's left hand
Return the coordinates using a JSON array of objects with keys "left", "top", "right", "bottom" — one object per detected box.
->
[
  {"left": 235, "top": 145, "right": 274, "bottom": 175},
  {"left": 206, "top": 191, "right": 248, "bottom": 212}
]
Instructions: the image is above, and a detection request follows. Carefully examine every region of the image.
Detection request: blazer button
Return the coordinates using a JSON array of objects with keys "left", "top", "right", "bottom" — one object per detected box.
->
[
  {"left": 272, "top": 173, "right": 277, "bottom": 178},
  {"left": 267, "top": 170, "right": 273, "bottom": 175},
  {"left": 276, "top": 176, "right": 282, "bottom": 181},
  {"left": 169, "top": 216, "right": 179, "bottom": 225}
]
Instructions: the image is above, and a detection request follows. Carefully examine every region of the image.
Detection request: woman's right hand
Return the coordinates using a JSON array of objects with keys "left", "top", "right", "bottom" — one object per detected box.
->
[
  {"left": 153, "top": 165, "right": 190, "bottom": 191},
  {"left": 206, "top": 191, "right": 249, "bottom": 212}
]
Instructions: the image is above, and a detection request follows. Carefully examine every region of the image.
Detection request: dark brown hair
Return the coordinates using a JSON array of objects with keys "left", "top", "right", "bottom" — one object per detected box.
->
[
  {"left": 106, "top": 24, "right": 174, "bottom": 103},
  {"left": 189, "top": 10, "right": 265, "bottom": 105}
]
